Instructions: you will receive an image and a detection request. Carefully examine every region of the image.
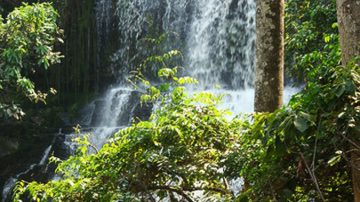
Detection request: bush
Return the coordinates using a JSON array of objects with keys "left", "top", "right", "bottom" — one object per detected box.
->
[{"left": 0, "top": 3, "right": 62, "bottom": 120}]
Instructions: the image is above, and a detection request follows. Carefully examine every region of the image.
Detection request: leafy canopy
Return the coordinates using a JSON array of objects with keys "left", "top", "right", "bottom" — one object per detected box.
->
[
  {"left": 14, "top": 49, "right": 242, "bottom": 201},
  {"left": 227, "top": 61, "right": 359, "bottom": 201},
  {"left": 12, "top": 1, "right": 360, "bottom": 201},
  {"left": 0, "top": 3, "right": 62, "bottom": 120},
  {"left": 14, "top": 57, "right": 360, "bottom": 201},
  {"left": 285, "top": 0, "right": 340, "bottom": 82}
]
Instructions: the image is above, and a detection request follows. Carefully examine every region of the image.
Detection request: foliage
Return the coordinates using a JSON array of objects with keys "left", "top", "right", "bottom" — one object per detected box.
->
[
  {"left": 0, "top": 3, "right": 62, "bottom": 120},
  {"left": 226, "top": 61, "right": 360, "bottom": 201},
  {"left": 15, "top": 60, "right": 360, "bottom": 201},
  {"left": 14, "top": 52, "right": 359, "bottom": 201},
  {"left": 14, "top": 49, "right": 244, "bottom": 202},
  {"left": 14, "top": 61, "right": 360, "bottom": 201},
  {"left": 285, "top": 0, "right": 341, "bottom": 82},
  {"left": 12, "top": 1, "right": 358, "bottom": 201},
  {"left": 14, "top": 32, "right": 358, "bottom": 202}
]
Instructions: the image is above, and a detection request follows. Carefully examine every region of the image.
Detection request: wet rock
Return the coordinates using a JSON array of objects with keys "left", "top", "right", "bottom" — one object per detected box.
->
[{"left": 0, "top": 138, "right": 19, "bottom": 158}]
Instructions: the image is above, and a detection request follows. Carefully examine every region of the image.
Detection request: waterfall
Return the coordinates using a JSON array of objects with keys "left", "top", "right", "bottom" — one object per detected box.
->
[
  {"left": 186, "top": 0, "right": 256, "bottom": 89},
  {"left": 95, "top": 0, "right": 112, "bottom": 43},
  {"left": 89, "top": 0, "right": 296, "bottom": 133},
  {"left": 1, "top": 137, "right": 56, "bottom": 202},
  {"left": 64, "top": 87, "right": 140, "bottom": 151},
  {"left": 88, "top": 87, "right": 134, "bottom": 149},
  {"left": 1, "top": 1, "right": 299, "bottom": 200},
  {"left": 184, "top": 0, "right": 257, "bottom": 114}
]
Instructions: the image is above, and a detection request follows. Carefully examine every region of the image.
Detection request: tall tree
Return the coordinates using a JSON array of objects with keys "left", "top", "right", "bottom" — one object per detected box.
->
[
  {"left": 254, "top": 0, "right": 284, "bottom": 112},
  {"left": 336, "top": 0, "right": 360, "bottom": 200}
]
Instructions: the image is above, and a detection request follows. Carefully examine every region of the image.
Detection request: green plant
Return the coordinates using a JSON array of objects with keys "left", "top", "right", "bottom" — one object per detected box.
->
[
  {"left": 285, "top": 0, "right": 341, "bottom": 82},
  {"left": 13, "top": 2, "right": 358, "bottom": 201},
  {"left": 227, "top": 61, "right": 359, "bottom": 201},
  {"left": 0, "top": 3, "right": 62, "bottom": 120},
  {"left": 14, "top": 49, "right": 243, "bottom": 202}
]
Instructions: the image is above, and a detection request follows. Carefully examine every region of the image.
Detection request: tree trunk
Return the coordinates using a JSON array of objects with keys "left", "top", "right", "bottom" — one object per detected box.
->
[
  {"left": 352, "top": 150, "right": 360, "bottom": 202},
  {"left": 254, "top": 0, "right": 284, "bottom": 112},
  {"left": 336, "top": 0, "right": 360, "bottom": 201},
  {"left": 337, "top": 0, "right": 360, "bottom": 65}
]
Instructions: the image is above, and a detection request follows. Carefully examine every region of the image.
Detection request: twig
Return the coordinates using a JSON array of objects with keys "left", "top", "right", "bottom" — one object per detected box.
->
[
  {"left": 148, "top": 185, "right": 229, "bottom": 202},
  {"left": 300, "top": 152, "right": 325, "bottom": 201},
  {"left": 312, "top": 116, "right": 322, "bottom": 171},
  {"left": 148, "top": 186, "right": 194, "bottom": 202},
  {"left": 334, "top": 148, "right": 360, "bottom": 172},
  {"left": 340, "top": 133, "right": 360, "bottom": 151},
  {"left": 223, "top": 177, "right": 234, "bottom": 197},
  {"left": 88, "top": 143, "right": 99, "bottom": 154}
]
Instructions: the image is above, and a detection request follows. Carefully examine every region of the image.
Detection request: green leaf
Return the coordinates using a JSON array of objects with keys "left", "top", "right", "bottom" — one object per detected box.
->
[
  {"left": 294, "top": 116, "right": 309, "bottom": 132},
  {"left": 328, "top": 154, "right": 342, "bottom": 166},
  {"left": 336, "top": 85, "right": 346, "bottom": 97},
  {"left": 331, "top": 22, "right": 338, "bottom": 29},
  {"left": 324, "top": 35, "right": 331, "bottom": 43}
]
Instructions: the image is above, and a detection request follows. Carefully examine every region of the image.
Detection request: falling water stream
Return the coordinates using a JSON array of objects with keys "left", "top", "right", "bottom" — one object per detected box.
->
[
  {"left": 2, "top": 136, "right": 56, "bottom": 201},
  {"left": 1, "top": 0, "right": 299, "bottom": 201}
]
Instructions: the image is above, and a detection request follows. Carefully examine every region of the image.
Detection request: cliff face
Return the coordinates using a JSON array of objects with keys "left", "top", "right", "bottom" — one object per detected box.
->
[
  {"left": 0, "top": 1, "right": 101, "bottom": 197},
  {"left": 50, "top": 0, "right": 129, "bottom": 109},
  {"left": 49, "top": 0, "right": 100, "bottom": 107},
  {"left": 1, "top": 0, "right": 108, "bottom": 109}
]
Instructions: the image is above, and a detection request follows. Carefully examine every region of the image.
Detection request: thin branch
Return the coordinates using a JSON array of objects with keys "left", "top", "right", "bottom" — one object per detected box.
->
[
  {"left": 88, "top": 143, "right": 99, "bottom": 154},
  {"left": 341, "top": 133, "right": 360, "bottom": 151},
  {"left": 312, "top": 116, "right": 322, "bottom": 171},
  {"left": 223, "top": 177, "right": 234, "bottom": 197},
  {"left": 311, "top": 132, "right": 319, "bottom": 172},
  {"left": 333, "top": 148, "right": 360, "bottom": 172},
  {"left": 182, "top": 186, "right": 228, "bottom": 194},
  {"left": 148, "top": 186, "right": 193, "bottom": 202},
  {"left": 148, "top": 185, "right": 229, "bottom": 202},
  {"left": 300, "top": 152, "right": 325, "bottom": 201}
]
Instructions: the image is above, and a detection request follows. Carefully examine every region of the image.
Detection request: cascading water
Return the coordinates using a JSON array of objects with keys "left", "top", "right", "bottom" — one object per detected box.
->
[
  {"left": 1, "top": 0, "right": 299, "bottom": 200},
  {"left": 187, "top": 0, "right": 256, "bottom": 89},
  {"left": 61, "top": 0, "right": 257, "bottom": 157},
  {"left": 184, "top": 0, "right": 297, "bottom": 114},
  {"left": 1, "top": 137, "right": 56, "bottom": 202},
  {"left": 71, "top": 0, "right": 299, "bottom": 154},
  {"left": 63, "top": 86, "right": 147, "bottom": 153},
  {"left": 185, "top": 0, "right": 257, "bottom": 114},
  {"left": 86, "top": 87, "right": 134, "bottom": 149},
  {"left": 100, "top": 0, "right": 259, "bottom": 117}
]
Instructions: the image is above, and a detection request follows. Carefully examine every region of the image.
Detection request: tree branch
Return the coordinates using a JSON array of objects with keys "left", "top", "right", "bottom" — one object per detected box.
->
[
  {"left": 148, "top": 186, "right": 194, "bottom": 202},
  {"left": 341, "top": 133, "right": 360, "bottom": 151},
  {"left": 300, "top": 152, "right": 325, "bottom": 201},
  {"left": 148, "top": 185, "right": 229, "bottom": 202}
]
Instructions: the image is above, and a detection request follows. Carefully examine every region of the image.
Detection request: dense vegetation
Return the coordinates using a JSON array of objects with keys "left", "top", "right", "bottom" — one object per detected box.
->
[
  {"left": 0, "top": 3, "right": 62, "bottom": 120},
  {"left": 285, "top": 0, "right": 340, "bottom": 82},
  {"left": 1, "top": 0, "right": 359, "bottom": 201},
  {"left": 14, "top": 62, "right": 360, "bottom": 201}
]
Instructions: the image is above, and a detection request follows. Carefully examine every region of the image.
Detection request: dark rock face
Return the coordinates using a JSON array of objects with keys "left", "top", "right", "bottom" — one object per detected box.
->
[
  {"left": 0, "top": 118, "right": 73, "bottom": 201},
  {"left": 0, "top": 138, "right": 19, "bottom": 159},
  {"left": 0, "top": 134, "right": 51, "bottom": 200}
]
